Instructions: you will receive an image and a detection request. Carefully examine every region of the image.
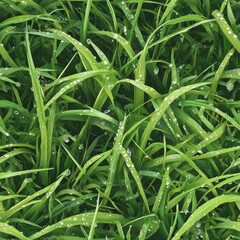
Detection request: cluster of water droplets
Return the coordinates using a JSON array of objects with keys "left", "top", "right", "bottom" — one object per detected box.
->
[{"left": 215, "top": 12, "right": 238, "bottom": 40}]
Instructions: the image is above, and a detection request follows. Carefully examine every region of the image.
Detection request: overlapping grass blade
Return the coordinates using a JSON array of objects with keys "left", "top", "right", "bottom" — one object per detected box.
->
[
  {"left": 25, "top": 27, "right": 49, "bottom": 183},
  {"left": 172, "top": 195, "right": 240, "bottom": 240}
]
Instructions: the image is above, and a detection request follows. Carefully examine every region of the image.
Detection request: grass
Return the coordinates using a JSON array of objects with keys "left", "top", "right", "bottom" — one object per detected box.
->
[{"left": 0, "top": 0, "right": 240, "bottom": 239}]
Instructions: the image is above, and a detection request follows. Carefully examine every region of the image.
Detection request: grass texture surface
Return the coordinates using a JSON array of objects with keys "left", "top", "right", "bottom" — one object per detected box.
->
[{"left": 0, "top": 0, "right": 240, "bottom": 239}]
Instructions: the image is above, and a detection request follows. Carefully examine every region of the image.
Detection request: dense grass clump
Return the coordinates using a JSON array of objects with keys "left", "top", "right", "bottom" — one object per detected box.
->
[{"left": 0, "top": 0, "right": 240, "bottom": 239}]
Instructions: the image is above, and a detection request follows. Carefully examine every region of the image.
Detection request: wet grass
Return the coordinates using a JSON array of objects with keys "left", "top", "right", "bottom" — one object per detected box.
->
[{"left": 0, "top": 0, "right": 240, "bottom": 239}]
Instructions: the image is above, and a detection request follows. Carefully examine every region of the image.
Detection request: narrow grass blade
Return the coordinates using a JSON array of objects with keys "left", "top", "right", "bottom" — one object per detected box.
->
[
  {"left": 92, "top": 31, "right": 134, "bottom": 58},
  {"left": 0, "top": 169, "right": 67, "bottom": 220},
  {"left": 45, "top": 70, "right": 114, "bottom": 109},
  {"left": 159, "top": 0, "right": 178, "bottom": 25},
  {"left": 211, "top": 48, "right": 234, "bottom": 97},
  {"left": 0, "top": 15, "right": 37, "bottom": 28},
  {"left": 0, "top": 168, "right": 51, "bottom": 180},
  {"left": 51, "top": 29, "right": 97, "bottom": 71},
  {"left": 29, "top": 212, "right": 125, "bottom": 239},
  {"left": 88, "top": 194, "right": 100, "bottom": 240},
  {"left": 211, "top": 219, "right": 240, "bottom": 232},
  {"left": 82, "top": 0, "right": 92, "bottom": 42},
  {"left": 0, "top": 100, "right": 30, "bottom": 118},
  {"left": 0, "top": 148, "right": 32, "bottom": 164},
  {"left": 120, "top": 146, "right": 150, "bottom": 213},
  {"left": 172, "top": 195, "right": 240, "bottom": 240},
  {"left": 152, "top": 166, "right": 169, "bottom": 213},
  {"left": 212, "top": 10, "right": 240, "bottom": 53},
  {"left": 103, "top": 117, "right": 126, "bottom": 205},
  {"left": 73, "top": 150, "right": 112, "bottom": 188},
  {"left": 25, "top": 27, "right": 49, "bottom": 182},
  {"left": 138, "top": 82, "right": 209, "bottom": 161},
  {"left": 0, "top": 222, "right": 29, "bottom": 240}
]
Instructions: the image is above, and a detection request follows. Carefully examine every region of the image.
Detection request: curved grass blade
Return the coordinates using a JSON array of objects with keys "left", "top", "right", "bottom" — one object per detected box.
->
[
  {"left": 0, "top": 75, "right": 21, "bottom": 87},
  {"left": 92, "top": 31, "right": 134, "bottom": 58},
  {"left": 51, "top": 29, "right": 97, "bottom": 71},
  {"left": 211, "top": 219, "right": 240, "bottom": 232},
  {"left": 29, "top": 212, "right": 125, "bottom": 239},
  {"left": 73, "top": 150, "right": 112, "bottom": 188},
  {"left": 172, "top": 195, "right": 240, "bottom": 240},
  {"left": 1, "top": 169, "right": 67, "bottom": 221},
  {"left": 0, "top": 15, "right": 37, "bottom": 28},
  {"left": 0, "top": 143, "right": 35, "bottom": 150},
  {"left": 212, "top": 10, "right": 240, "bottom": 53},
  {"left": 45, "top": 70, "right": 114, "bottom": 109},
  {"left": 86, "top": 39, "right": 110, "bottom": 66},
  {"left": 0, "top": 195, "right": 25, "bottom": 202},
  {"left": 182, "top": 100, "right": 240, "bottom": 130},
  {"left": 167, "top": 173, "right": 240, "bottom": 211},
  {"left": 138, "top": 82, "right": 209, "bottom": 161},
  {"left": 211, "top": 48, "right": 234, "bottom": 98},
  {"left": 0, "top": 222, "right": 29, "bottom": 240},
  {"left": 0, "top": 148, "right": 32, "bottom": 164},
  {"left": 117, "top": 79, "right": 161, "bottom": 99},
  {"left": 57, "top": 109, "right": 118, "bottom": 126},
  {"left": 0, "top": 100, "right": 30, "bottom": 118}
]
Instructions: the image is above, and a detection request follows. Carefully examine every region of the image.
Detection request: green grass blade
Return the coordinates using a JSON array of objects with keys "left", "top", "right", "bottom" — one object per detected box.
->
[
  {"left": 138, "top": 82, "right": 209, "bottom": 161},
  {"left": 0, "top": 222, "right": 29, "bottom": 240},
  {"left": 212, "top": 10, "right": 240, "bottom": 53},
  {"left": 0, "top": 168, "right": 51, "bottom": 180},
  {"left": 211, "top": 48, "right": 234, "bottom": 97},
  {"left": 25, "top": 27, "right": 49, "bottom": 183},
  {"left": 172, "top": 195, "right": 240, "bottom": 240},
  {"left": 29, "top": 212, "right": 125, "bottom": 239}
]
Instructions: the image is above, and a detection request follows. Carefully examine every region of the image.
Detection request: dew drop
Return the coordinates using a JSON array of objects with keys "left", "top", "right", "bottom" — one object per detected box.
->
[
  {"left": 64, "top": 137, "right": 70, "bottom": 143},
  {"left": 100, "top": 120, "right": 105, "bottom": 126},
  {"left": 128, "top": 14, "right": 134, "bottom": 19},
  {"left": 153, "top": 66, "right": 159, "bottom": 75}
]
